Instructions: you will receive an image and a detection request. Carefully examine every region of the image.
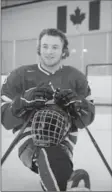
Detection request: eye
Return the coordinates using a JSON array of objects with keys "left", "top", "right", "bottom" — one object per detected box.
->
[
  {"left": 42, "top": 45, "right": 48, "bottom": 49},
  {"left": 52, "top": 46, "right": 58, "bottom": 50}
]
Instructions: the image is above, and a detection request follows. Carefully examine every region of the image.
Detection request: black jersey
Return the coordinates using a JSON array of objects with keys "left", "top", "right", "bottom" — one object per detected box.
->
[{"left": 1, "top": 63, "right": 95, "bottom": 155}]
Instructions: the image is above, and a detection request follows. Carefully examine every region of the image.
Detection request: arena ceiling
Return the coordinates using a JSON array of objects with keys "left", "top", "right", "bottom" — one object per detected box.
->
[{"left": 1, "top": 0, "right": 48, "bottom": 9}]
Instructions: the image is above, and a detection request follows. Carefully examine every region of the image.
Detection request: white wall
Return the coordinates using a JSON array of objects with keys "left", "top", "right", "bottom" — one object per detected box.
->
[
  {"left": 2, "top": 0, "right": 112, "bottom": 41},
  {"left": 88, "top": 76, "right": 112, "bottom": 105},
  {"left": 1, "top": 1, "right": 112, "bottom": 74},
  {"left": 2, "top": 1, "right": 57, "bottom": 40}
]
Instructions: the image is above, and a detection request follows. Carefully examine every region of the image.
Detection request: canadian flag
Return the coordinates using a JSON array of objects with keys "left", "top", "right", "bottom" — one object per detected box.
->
[{"left": 57, "top": 0, "right": 112, "bottom": 34}]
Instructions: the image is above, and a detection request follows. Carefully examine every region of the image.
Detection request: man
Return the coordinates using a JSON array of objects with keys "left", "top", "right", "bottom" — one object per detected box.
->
[{"left": 1, "top": 28, "right": 95, "bottom": 191}]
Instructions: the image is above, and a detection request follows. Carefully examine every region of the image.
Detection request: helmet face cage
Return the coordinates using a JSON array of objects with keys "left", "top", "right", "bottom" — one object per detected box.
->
[{"left": 31, "top": 106, "right": 71, "bottom": 147}]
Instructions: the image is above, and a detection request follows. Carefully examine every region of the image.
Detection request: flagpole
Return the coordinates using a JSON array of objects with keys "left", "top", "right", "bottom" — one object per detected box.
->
[{"left": 81, "top": 35, "right": 84, "bottom": 73}]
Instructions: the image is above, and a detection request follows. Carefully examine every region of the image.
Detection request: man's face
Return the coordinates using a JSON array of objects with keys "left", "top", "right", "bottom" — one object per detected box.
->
[{"left": 40, "top": 35, "right": 64, "bottom": 67}]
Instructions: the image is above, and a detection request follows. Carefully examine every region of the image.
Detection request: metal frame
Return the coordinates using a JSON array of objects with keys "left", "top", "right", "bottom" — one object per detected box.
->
[{"left": 85, "top": 63, "right": 112, "bottom": 76}]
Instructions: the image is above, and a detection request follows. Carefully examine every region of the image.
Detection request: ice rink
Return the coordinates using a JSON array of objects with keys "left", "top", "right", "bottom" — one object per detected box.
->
[{"left": 1, "top": 106, "right": 112, "bottom": 191}]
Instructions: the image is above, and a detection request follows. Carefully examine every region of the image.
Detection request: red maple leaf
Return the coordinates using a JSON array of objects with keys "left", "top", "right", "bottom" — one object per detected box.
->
[{"left": 70, "top": 7, "right": 85, "bottom": 25}]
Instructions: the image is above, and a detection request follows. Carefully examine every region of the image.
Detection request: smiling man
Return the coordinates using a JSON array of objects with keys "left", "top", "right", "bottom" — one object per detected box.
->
[
  {"left": 40, "top": 35, "right": 63, "bottom": 67},
  {"left": 1, "top": 28, "right": 95, "bottom": 191}
]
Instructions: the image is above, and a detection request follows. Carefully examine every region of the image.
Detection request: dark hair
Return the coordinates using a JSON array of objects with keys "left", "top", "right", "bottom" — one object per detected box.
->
[{"left": 37, "top": 28, "right": 69, "bottom": 59}]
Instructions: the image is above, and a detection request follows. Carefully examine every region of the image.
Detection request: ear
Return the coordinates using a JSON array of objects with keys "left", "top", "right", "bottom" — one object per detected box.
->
[{"left": 62, "top": 52, "right": 65, "bottom": 57}]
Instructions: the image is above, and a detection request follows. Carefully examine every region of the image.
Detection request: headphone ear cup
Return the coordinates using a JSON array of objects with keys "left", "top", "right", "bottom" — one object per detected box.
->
[
  {"left": 62, "top": 51, "right": 66, "bottom": 58},
  {"left": 62, "top": 49, "right": 69, "bottom": 58}
]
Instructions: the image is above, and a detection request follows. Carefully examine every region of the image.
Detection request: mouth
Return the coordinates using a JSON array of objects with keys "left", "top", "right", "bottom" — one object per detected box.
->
[{"left": 45, "top": 56, "right": 54, "bottom": 60}]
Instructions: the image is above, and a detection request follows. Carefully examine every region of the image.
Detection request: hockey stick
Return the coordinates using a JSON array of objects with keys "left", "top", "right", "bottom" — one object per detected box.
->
[
  {"left": 1, "top": 110, "right": 35, "bottom": 166},
  {"left": 77, "top": 114, "right": 112, "bottom": 177}
]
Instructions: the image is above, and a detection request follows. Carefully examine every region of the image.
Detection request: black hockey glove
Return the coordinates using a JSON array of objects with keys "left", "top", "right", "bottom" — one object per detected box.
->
[
  {"left": 11, "top": 83, "right": 54, "bottom": 117},
  {"left": 24, "top": 82, "right": 54, "bottom": 101},
  {"left": 54, "top": 89, "right": 88, "bottom": 117},
  {"left": 54, "top": 89, "right": 77, "bottom": 106},
  {"left": 66, "top": 99, "right": 88, "bottom": 118}
]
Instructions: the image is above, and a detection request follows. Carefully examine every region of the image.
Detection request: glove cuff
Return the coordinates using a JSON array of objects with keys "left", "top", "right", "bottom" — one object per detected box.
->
[{"left": 11, "top": 96, "right": 27, "bottom": 117}]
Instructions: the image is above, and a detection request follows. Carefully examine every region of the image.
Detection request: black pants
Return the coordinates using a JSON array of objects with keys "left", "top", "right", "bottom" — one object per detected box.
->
[
  {"left": 37, "top": 146, "right": 73, "bottom": 191},
  {"left": 19, "top": 139, "right": 73, "bottom": 191}
]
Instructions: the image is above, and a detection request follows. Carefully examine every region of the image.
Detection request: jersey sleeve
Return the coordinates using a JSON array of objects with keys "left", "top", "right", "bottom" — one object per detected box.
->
[
  {"left": 1, "top": 68, "right": 23, "bottom": 99},
  {"left": 1, "top": 68, "right": 25, "bottom": 130},
  {"left": 72, "top": 71, "right": 95, "bottom": 129}
]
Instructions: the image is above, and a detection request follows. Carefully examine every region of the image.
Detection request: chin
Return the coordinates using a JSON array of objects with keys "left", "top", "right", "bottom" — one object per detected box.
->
[{"left": 45, "top": 61, "right": 58, "bottom": 67}]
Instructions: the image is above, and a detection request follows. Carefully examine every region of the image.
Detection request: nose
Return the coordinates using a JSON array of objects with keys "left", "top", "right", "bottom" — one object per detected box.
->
[{"left": 46, "top": 48, "right": 53, "bottom": 54}]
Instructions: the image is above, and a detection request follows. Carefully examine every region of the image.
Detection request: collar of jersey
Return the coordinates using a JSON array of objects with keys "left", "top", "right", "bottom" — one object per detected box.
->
[{"left": 38, "top": 62, "right": 63, "bottom": 76}]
